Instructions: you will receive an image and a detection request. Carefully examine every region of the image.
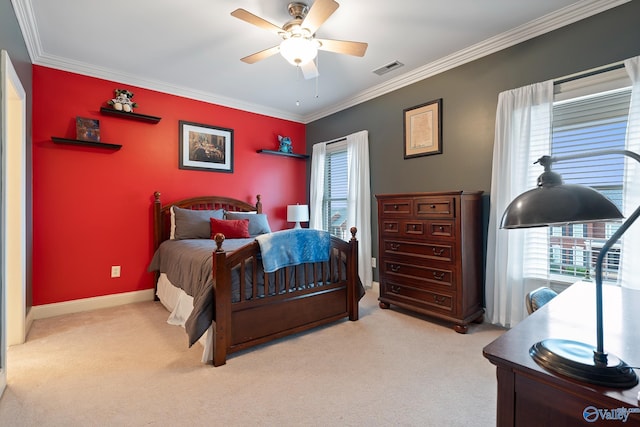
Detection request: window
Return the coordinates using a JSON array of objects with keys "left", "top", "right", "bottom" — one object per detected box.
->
[
  {"left": 545, "top": 72, "right": 631, "bottom": 283},
  {"left": 322, "top": 142, "right": 348, "bottom": 240}
]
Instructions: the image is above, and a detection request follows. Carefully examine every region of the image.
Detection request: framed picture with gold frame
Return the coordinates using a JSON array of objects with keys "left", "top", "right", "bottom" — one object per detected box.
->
[{"left": 403, "top": 98, "right": 442, "bottom": 158}]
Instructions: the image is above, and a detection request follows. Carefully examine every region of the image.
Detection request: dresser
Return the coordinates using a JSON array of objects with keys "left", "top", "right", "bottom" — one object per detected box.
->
[{"left": 376, "top": 191, "right": 484, "bottom": 333}]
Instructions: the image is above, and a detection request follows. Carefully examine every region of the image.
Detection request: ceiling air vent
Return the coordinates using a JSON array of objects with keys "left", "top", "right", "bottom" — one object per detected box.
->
[{"left": 373, "top": 60, "right": 404, "bottom": 76}]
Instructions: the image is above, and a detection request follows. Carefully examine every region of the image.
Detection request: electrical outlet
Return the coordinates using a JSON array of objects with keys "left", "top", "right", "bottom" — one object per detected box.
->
[
  {"left": 111, "top": 265, "right": 121, "bottom": 278},
  {"left": 371, "top": 257, "right": 377, "bottom": 268}
]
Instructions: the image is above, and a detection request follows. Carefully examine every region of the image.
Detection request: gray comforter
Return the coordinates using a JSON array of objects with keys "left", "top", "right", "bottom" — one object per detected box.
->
[{"left": 148, "top": 238, "right": 254, "bottom": 346}]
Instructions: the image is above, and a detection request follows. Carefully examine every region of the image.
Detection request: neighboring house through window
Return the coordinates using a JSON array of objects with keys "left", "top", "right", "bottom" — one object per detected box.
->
[{"left": 538, "top": 70, "right": 631, "bottom": 285}]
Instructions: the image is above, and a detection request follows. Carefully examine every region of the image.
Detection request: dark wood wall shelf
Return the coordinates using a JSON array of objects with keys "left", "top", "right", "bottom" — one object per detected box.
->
[
  {"left": 100, "top": 107, "right": 161, "bottom": 124},
  {"left": 52, "top": 136, "right": 122, "bottom": 150},
  {"left": 257, "top": 149, "right": 309, "bottom": 159}
]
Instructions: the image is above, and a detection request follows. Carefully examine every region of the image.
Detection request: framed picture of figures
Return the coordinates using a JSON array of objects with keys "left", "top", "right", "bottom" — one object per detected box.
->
[{"left": 179, "top": 120, "right": 234, "bottom": 173}]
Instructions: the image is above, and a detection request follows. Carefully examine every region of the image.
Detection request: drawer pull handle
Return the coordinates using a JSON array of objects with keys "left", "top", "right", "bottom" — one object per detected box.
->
[
  {"left": 433, "top": 271, "right": 445, "bottom": 280},
  {"left": 432, "top": 247, "right": 445, "bottom": 256},
  {"left": 387, "top": 224, "right": 395, "bottom": 229},
  {"left": 430, "top": 204, "right": 436, "bottom": 209},
  {"left": 390, "top": 243, "right": 400, "bottom": 251},
  {"left": 412, "top": 224, "right": 417, "bottom": 230},
  {"left": 438, "top": 226, "right": 444, "bottom": 232},
  {"left": 390, "top": 265, "right": 401, "bottom": 272},
  {"left": 433, "top": 295, "right": 447, "bottom": 305},
  {"left": 390, "top": 285, "right": 401, "bottom": 293},
  {"left": 393, "top": 204, "right": 398, "bottom": 210}
]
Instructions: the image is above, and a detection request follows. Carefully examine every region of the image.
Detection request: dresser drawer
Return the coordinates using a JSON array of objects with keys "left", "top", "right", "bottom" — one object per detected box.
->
[
  {"left": 415, "top": 196, "right": 455, "bottom": 218},
  {"left": 382, "top": 220, "right": 456, "bottom": 240},
  {"left": 382, "top": 239, "right": 455, "bottom": 263},
  {"left": 382, "top": 281, "right": 455, "bottom": 314},
  {"left": 380, "top": 198, "right": 413, "bottom": 216},
  {"left": 382, "top": 260, "right": 454, "bottom": 288},
  {"left": 381, "top": 219, "right": 401, "bottom": 235},
  {"left": 428, "top": 221, "right": 455, "bottom": 239}
]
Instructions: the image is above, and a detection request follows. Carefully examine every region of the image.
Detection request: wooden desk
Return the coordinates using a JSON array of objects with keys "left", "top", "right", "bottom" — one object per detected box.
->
[{"left": 483, "top": 282, "right": 640, "bottom": 426}]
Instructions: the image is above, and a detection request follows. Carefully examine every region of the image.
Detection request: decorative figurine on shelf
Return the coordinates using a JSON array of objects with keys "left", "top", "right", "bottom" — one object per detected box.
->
[
  {"left": 278, "top": 135, "right": 292, "bottom": 153},
  {"left": 107, "top": 89, "right": 138, "bottom": 113}
]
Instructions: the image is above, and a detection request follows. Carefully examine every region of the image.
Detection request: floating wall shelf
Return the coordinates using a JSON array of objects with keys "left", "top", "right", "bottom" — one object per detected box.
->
[
  {"left": 52, "top": 137, "right": 122, "bottom": 150},
  {"left": 257, "top": 149, "right": 309, "bottom": 159},
  {"left": 100, "top": 107, "right": 161, "bottom": 124}
]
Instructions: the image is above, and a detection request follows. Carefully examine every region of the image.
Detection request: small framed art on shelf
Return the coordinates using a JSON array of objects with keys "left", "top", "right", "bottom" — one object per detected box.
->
[{"left": 76, "top": 117, "right": 100, "bottom": 142}]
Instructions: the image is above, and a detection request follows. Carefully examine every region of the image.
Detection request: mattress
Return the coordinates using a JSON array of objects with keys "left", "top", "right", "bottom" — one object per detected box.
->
[{"left": 156, "top": 273, "right": 213, "bottom": 363}]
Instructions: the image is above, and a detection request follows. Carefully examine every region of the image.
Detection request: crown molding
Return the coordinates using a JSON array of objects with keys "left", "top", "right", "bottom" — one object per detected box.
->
[
  {"left": 11, "top": 0, "right": 305, "bottom": 122},
  {"left": 33, "top": 51, "right": 305, "bottom": 123},
  {"left": 301, "top": 0, "right": 630, "bottom": 123},
  {"left": 12, "top": 0, "right": 629, "bottom": 124}
]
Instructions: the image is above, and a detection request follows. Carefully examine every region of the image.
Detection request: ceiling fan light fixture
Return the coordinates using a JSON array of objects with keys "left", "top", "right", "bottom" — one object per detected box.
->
[{"left": 280, "top": 37, "right": 318, "bottom": 66}]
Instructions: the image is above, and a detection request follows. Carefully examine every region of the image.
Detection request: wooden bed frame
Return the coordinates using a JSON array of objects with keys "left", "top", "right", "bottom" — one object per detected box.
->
[{"left": 152, "top": 192, "right": 360, "bottom": 366}]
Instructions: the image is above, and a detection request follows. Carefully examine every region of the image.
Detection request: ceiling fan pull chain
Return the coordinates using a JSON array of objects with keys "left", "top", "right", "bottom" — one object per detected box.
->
[{"left": 296, "top": 65, "right": 302, "bottom": 107}]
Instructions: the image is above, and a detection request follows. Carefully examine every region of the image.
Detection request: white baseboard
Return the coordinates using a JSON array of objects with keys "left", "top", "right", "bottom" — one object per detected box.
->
[
  {"left": 31, "top": 282, "right": 376, "bottom": 321},
  {"left": 31, "top": 289, "right": 155, "bottom": 320}
]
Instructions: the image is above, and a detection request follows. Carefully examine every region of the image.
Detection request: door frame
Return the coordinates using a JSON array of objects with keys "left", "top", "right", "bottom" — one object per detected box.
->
[{"left": 1, "top": 49, "right": 27, "bottom": 397}]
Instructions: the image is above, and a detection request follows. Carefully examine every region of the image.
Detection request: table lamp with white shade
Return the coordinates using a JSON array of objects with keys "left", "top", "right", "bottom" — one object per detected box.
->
[{"left": 287, "top": 204, "right": 309, "bottom": 229}]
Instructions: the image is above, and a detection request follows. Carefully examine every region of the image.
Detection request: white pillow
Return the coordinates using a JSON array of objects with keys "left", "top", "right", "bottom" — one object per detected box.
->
[{"left": 170, "top": 206, "right": 176, "bottom": 239}]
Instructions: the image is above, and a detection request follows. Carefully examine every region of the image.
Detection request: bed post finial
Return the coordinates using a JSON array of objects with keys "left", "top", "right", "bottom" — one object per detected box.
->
[
  {"left": 214, "top": 233, "right": 225, "bottom": 252},
  {"left": 256, "top": 194, "right": 262, "bottom": 213},
  {"left": 154, "top": 191, "right": 161, "bottom": 203},
  {"left": 350, "top": 227, "right": 358, "bottom": 242}
]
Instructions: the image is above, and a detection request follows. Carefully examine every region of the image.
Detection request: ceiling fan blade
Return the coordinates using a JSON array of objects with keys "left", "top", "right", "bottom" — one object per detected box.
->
[
  {"left": 231, "top": 9, "right": 283, "bottom": 35},
  {"left": 240, "top": 46, "right": 281, "bottom": 64},
  {"left": 317, "top": 39, "right": 368, "bottom": 57},
  {"left": 301, "top": 61, "right": 319, "bottom": 80},
  {"left": 301, "top": 0, "right": 339, "bottom": 34}
]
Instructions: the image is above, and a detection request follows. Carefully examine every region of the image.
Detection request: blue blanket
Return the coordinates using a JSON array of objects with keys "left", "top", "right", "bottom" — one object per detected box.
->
[{"left": 255, "top": 229, "right": 331, "bottom": 273}]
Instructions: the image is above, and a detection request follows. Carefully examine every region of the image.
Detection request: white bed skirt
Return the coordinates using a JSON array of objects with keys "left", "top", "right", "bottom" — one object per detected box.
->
[{"left": 156, "top": 273, "right": 212, "bottom": 363}]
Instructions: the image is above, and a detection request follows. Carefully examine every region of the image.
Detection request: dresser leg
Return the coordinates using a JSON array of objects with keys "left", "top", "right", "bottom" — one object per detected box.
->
[
  {"left": 454, "top": 323, "right": 469, "bottom": 334},
  {"left": 379, "top": 301, "right": 390, "bottom": 309}
]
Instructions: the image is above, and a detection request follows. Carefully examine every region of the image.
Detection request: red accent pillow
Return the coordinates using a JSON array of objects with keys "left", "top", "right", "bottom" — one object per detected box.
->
[{"left": 210, "top": 218, "right": 250, "bottom": 239}]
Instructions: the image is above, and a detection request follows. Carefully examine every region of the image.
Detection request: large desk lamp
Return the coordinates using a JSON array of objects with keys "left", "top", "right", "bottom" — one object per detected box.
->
[{"left": 501, "top": 149, "right": 639, "bottom": 388}]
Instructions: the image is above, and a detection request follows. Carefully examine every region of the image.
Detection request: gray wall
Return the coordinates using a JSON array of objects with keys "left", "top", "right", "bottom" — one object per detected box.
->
[
  {"left": 1, "top": 2, "right": 33, "bottom": 307},
  {"left": 306, "top": 1, "right": 640, "bottom": 281}
]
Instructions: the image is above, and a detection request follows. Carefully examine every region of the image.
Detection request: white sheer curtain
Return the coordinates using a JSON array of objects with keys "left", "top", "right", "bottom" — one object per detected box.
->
[
  {"left": 309, "top": 142, "right": 326, "bottom": 230},
  {"left": 309, "top": 130, "right": 373, "bottom": 288},
  {"left": 621, "top": 56, "right": 640, "bottom": 290},
  {"left": 485, "top": 81, "right": 554, "bottom": 328},
  {"left": 346, "top": 131, "right": 372, "bottom": 288}
]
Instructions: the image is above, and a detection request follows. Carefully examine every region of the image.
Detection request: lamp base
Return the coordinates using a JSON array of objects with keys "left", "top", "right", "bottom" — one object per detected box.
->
[{"left": 530, "top": 339, "right": 638, "bottom": 388}]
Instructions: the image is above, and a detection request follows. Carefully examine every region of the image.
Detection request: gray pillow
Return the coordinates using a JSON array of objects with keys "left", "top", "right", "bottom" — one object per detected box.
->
[
  {"left": 225, "top": 212, "right": 271, "bottom": 236},
  {"left": 173, "top": 206, "right": 224, "bottom": 239}
]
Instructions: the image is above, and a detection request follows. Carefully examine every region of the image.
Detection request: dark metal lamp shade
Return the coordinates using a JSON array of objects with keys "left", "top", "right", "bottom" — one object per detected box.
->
[
  {"left": 499, "top": 152, "right": 639, "bottom": 389},
  {"left": 501, "top": 183, "right": 624, "bottom": 228}
]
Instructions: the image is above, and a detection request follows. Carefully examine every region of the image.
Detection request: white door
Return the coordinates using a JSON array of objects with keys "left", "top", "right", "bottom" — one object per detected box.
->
[{"left": 0, "top": 49, "right": 27, "bottom": 398}]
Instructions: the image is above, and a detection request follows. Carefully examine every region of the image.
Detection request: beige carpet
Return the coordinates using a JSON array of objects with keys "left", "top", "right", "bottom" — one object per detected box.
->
[{"left": 1, "top": 291, "right": 505, "bottom": 426}]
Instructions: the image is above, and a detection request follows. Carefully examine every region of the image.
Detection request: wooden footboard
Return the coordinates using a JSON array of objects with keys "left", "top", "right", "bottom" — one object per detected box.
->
[
  {"left": 211, "top": 228, "right": 359, "bottom": 366},
  {"left": 151, "top": 192, "right": 360, "bottom": 367}
]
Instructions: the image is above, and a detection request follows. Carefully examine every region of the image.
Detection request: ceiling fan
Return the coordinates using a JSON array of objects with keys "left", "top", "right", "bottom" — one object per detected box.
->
[{"left": 231, "top": 0, "right": 368, "bottom": 79}]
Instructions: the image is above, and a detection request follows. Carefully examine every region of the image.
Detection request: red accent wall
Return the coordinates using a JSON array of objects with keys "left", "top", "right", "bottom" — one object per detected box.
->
[{"left": 32, "top": 66, "right": 307, "bottom": 306}]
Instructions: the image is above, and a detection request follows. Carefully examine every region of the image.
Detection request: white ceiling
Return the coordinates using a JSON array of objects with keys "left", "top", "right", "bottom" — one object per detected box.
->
[{"left": 12, "top": 0, "right": 628, "bottom": 123}]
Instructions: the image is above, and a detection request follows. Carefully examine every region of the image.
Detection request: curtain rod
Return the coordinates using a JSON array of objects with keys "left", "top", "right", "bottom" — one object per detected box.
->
[
  {"left": 554, "top": 62, "right": 625, "bottom": 86},
  {"left": 325, "top": 137, "right": 347, "bottom": 145}
]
